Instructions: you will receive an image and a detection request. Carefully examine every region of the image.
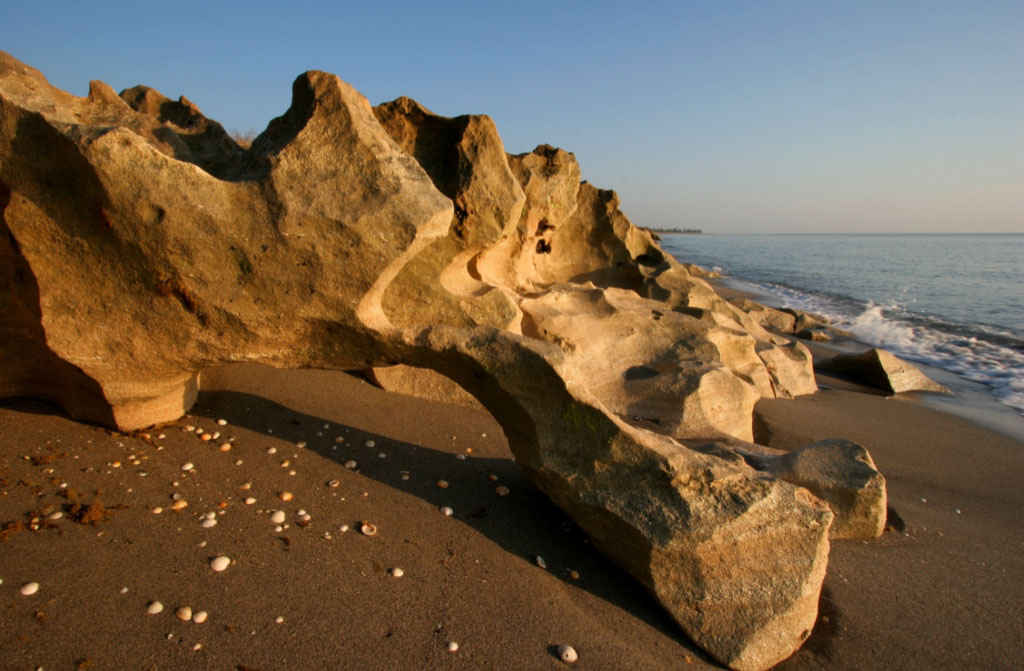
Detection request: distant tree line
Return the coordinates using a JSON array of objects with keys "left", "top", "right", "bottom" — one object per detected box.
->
[{"left": 646, "top": 227, "right": 703, "bottom": 234}]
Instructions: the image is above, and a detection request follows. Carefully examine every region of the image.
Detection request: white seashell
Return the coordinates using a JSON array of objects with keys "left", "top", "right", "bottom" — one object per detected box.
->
[
  {"left": 456, "top": 454, "right": 466, "bottom": 461},
  {"left": 365, "top": 440, "right": 375, "bottom": 448},
  {"left": 20, "top": 582, "right": 39, "bottom": 596},
  {"left": 147, "top": 600, "right": 164, "bottom": 614},
  {"left": 377, "top": 452, "right": 386, "bottom": 459},
  {"left": 241, "top": 482, "right": 252, "bottom": 490},
  {"left": 270, "top": 511, "right": 286, "bottom": 524},
  {"left": 192, "top": 610, "right": 208, "bottom": 623},
  {"left": 360, "top": 522, "right": 377, "bottom": 536},
  {"left": 210, "top": 556, "right": 230, "bottom": 572},
  {"left": 211, "top": 431, "right": 220, "bottom": 440},
  {"left": 234, "top": 459, "right": 243, "bottom": 465},
  {"left": 217, "top": 419, "right": 228, "bottom": 426},
  {"left": 390, "top": 568, "right": 404, "bottom": 577},
  {"left": 152, "top": 507, "right": 163, "bottom": 514},
  {"left": 297, "top": 509, "right": 307, "bottom": 516},
  {"left": 440, "top": 506, "right": 454, "bottom": 517},
  {"left": 244, "top": 497, "right": 256, "bottom": 505},
  {"left": 327, "top": 479, "right": 340, "bottom": 488},
  {"left": 267, "top": 447, "right": 277, "bottom": 454},
  {"left": 192, "top": 643, "right": 202, "bottom": 651},
  {"left": 535, "top": 556, "right": 547, "bottom": 569},
  {"left": 200, "top": 518, "right": 217, "bottom": 528},
  {"left": 436, "top": 480, "right": 449, "bottom": 489},
  {"left": 186, "top": 425, "right": 195, "bottom": 432},
  {"left": 176, "top": 606, "right": 192, "bottom": 621},
  {"left": 556, "top": 645, "right": 578, "bottom": 663},
  {"left": 274, "top": 525, "right": 283, "bottom": 532},
  {"left": 47, "top": 511, "right": 63, "bottom": 521},
  {"left": 296, "top": 441, "right": 307, "bottom": 448},
  {"left": 446, "top": 641, "right": 459, "bottom": 653},
  {"left": 120, "top": 587, "right": 129, "bottom": 594},
  {"left": 275, "top": 616, "right": 284, "bottom": 624},
  {"left": 344, "top": 460, "right": 357, "bottom": 469},
  {"left": 495, "top": 486, "right": 510, "bottom": 496},
  {"left": 339, "top": 524, "right": 349, "bottom": 532},
  {"left": 181, "top": 462, "right": 194, "bottom": 471}
]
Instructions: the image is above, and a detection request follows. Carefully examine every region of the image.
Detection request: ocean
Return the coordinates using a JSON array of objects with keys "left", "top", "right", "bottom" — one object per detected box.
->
[{"left": 658, "top": 233, "right": 1024, "bottom": 420}]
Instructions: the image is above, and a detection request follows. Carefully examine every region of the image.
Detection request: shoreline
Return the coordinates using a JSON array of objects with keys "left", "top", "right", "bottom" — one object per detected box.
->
[{"left": 2, "top": 363, "right": 1021, "bottom": 670}]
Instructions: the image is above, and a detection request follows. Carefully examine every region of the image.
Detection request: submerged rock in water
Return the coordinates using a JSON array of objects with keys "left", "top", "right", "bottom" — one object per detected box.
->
[{"left": 0, "top": 51, "right": 871, "bottom": 670}]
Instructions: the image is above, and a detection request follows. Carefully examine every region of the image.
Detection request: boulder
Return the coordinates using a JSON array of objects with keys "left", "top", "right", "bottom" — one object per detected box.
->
[
  {"left": 755, "top": 341, "right": 818, "bottom": 398},
  {"left": 730, "top": 297, "right": 798, "bottom": 333},
  {"left": 823, "top": 348, "right": 948, "bottom": 394},
  {"left": 1, "top": 53, "right": 840, "bottom": 670}
]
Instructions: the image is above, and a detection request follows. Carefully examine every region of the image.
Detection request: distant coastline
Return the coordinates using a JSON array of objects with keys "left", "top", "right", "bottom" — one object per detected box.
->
[{"left": 647, "top": 227, "right": 702, "bottom": 234}]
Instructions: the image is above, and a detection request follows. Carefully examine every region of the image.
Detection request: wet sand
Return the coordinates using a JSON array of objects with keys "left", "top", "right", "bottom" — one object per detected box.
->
[{"left": 1, "top": 363, "right": 1021, "bottom": 670}]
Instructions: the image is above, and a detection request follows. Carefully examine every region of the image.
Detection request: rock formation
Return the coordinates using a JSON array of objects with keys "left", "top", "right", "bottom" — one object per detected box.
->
[
  {"left": 821, "top": 348, "right": 949, "bottom": 394},
  {"left": 0, "top": 52, "right": 887, "bottom": 670}
]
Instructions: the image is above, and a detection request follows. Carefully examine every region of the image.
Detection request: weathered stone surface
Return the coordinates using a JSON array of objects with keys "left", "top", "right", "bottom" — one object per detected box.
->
[
  {"left": 823, "top": 348, "right": 949, "bottom": 394},
  {"left": 0, "top": 53, "right": 841, "bottom": 670},
  {"left": 688, "top": 437, "right": 887, "bottom": 539},
  {"left": 361, "top": 364, "right": 482, "bottom": 409},
  {"left": 730, "top": 297, "right": 798, "bottom": 333},
  {"left": 756, "top": 341, "right": 818, "bottom": 398}
]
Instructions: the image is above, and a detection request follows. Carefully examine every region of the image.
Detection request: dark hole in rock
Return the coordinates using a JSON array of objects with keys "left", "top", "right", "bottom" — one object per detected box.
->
[
  {"left": 624, "top": 365, "right": 660, "bottom": 381},
  {"left": 536, "top": 239, "right": 552, "bottom": 254}
]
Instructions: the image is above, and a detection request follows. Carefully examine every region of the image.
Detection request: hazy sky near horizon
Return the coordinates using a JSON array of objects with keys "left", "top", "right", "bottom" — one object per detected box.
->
[{"left": 3, "top": 1, "right": 1021, "bottom": 233}]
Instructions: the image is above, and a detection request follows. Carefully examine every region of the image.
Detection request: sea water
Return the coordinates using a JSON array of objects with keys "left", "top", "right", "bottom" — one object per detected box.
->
[{"left": 658, "top": 233, "right": 1024, "bottom": 417}]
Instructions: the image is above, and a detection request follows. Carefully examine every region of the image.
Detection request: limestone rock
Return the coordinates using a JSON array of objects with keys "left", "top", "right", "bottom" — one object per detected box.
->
[
  {"left": 362, "top": 364, "right": 482, "bottom": 409},
  {"left": 730, "top": 297, "right": 798, "bottom": 333},
  {"left": 755, "top": 341, "right": 818, "bottom": 398},
  {"left": 1, "top": 53, "right": 839, "bottom": 670},
  {"left": 823, "top": 348, "right": 948, "bottom": 394}
]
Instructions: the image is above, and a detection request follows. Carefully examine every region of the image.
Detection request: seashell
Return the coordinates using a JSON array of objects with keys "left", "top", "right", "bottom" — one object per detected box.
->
[
  {"left": 278, "top": 491, "right": 293, "bottom": 502},
  {"left": 400, "top": 471, "right": 410, "bottom": 480},
  {"left": 186, "top": 425, "right": 196, "bottom": 432},
  {"left": 241, "top": 482, "right": 252, "bottom": 490},
  {"left": 181, "top": 462, "right": 194, "bottom": 471},
  {"left": 436, "top": 480, "right": 449, "bottom": 489},
  {"left": 390, "top": 568, "right": 404, "bottom": 577},
  {"left": 152, "top": 507, "right": 163, "bottom": 514},
  {"left": 219, "top": 443, "right": 232, "bottom": 452},
  {"left": 171, "top": 499, "right": 188, "bottom": 511},
  {"left": 568, "top": 569, "right": 580, "bottom": 580},
  {"left": 344, "top": 460, "right": 357, "bottom": 469},
  {"left": 440, "top": 506, "right": 454, "bottom": 517},
  {"left": 487, "top": 474, "right": 498, "bottom": 482},
  {"left": 211, "top": 431, "right": 220, "bottom": 440},
  {"left": 327, "top": 479, "right": 340, "bottom": 488},
  {"left": 200, "top": 433, "right": 212, "bottom": 441},
  {"left": 281, "top": 460, "right": 290, "bottom": 468},
  {"left": 267, "top": 447, "right": 277, "bottom": 454},
  {"left": 275, "top": 616, "right": 284, "bottom": 624},
  {"left": 147, "top": 600, "right": 164, "bottom": 614},
  {"left": 210, "top": 555, "right": 230, "bottom": 572},
  {"left": 201, "top": 518, "right": 217, "bottom": 528},
  {"left": 192, "top": 610, "right": 208, "bottom": 623},
  {"left": 335, "top": 437, "right": 344, "bottom": 443},
  {"left": 48, "top": 511, "right": 63, "bottom": 521},
  {"left": 535, "top": 556, "right": 547, "bottom": 569},
  {"left": 365, "top": 440, "right": 375, "bottom": 448},
  {"left": 495, "top": 486, "right": 510, "bottom": 496},
  {"left": 296, "top": 441, "right": 307, "bottom": 448},
  {"left": 234, "top": 459, "right": 243, "bottom": 465},
  {"left": 446, "top": 641, "right": 459, "bottom": 653},
  {"left": 456, "top": 454, "right": 466, "bottom": 461},
  {"left": 377, "top": 452, "right": 386, "bottom": 459},
  {"left": 217, "top": 419, "right": 228, "bottom": 426},
  {"left": 270, "top": 510, "right": 286, "bottom": 524},
  {"left": 339, "top": 524, "right": 349, "bottom": 532},
  {"left": 556, "top": 645, "right": 578, "bottom": 663},
  {"left": 244, "top": 497, "right": 256, "bottom": 505},
  {"left": 360, "top": 522, "right": 377, "bottom": 536},
  {"left": 20, "top": 582, "right": 39, "bottom": 596},
  {"left": 176, "top": 606, "right": 192, "bottom": 621}
]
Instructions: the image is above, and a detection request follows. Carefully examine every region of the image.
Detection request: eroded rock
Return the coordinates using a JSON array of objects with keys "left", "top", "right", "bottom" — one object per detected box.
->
[{"left": 823, "top": 348, "right": 949, "bottom": 394}]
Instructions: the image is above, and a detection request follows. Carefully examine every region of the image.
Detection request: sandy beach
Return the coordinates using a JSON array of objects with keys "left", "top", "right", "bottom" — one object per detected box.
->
[{"left": 1, "top": 359, "right": 1021, "bottom": 671}]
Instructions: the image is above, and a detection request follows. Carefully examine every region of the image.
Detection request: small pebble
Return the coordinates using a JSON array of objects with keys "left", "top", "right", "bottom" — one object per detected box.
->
[
  {"left": 296, "top": 441, "right": 307, "bottom": 448},
  {"left": 210, "top": 556, "right": 230, "bottom": 572},
  {"left": 211, "top": 431, "right": 221, "bottom": 440},
  {"left": 440, "top": 506, "right": 454, "bottom": 517},
  {"left": 176, "top": 606, "right": 192, "bottom": 621},
  {"left": 192, "top": 643, "right": 202, "bottom": 651},
  {"left": 279, "top": 492, "right": 294, "bottom": 502},
  {"left": 390, "top": 568, "right": 404, "bottom": 577},
  {"left": 436, "top": 480, "right": 449, "bottom": 489},
  {"left": 147, "top": 600, "right": 164, "bottom": 614},
  {"left": 456, "top": 454, "right": 466, "bottom": 461},
  {"left": 200, "top": 433, "right": 212, "bottom": 441},
  {"left": 447, "top": 641, "right": 459, "bottom": 653},
  {"left": 244, "top": 497, "right": 256, "bottom": 505},
  {"left": 200, "top": 518, "right": 217, "bottom": 528},
  {"left": 339, "top": 524, "right": 349, "bottom": 532},
  {"left": 275, "top": 616, "right": 284, "bottom": 624},
  {"left": 47, "top": 511, "right": 63, "bottom": 521},
  {"left": 921, "top": 498, "right": 927, "bottom": 503},
  {"left": 568, "top": 569, "right": 580, "bottom": 580},
  {"left": 535, "top": 556, "right": 547, "bottom": 569},
  {"left": 327, "top": 479, "right": 340, "bottom": 488},
  {"left": 344, "top": 460, "right": 357, "bottom": 469},
  {"left": 234, "top": 459, "right": 243, "bottom": 465},
  {"left": 267, "top": 447, "right": 277, "bottom": 454},
  {"left": 192, "top": 611, "right": 208, "bottom": 624},
  {"left": 152, "top": 507, "right": 163, "bottom": 514},
  {"left": 20, "top": 582, "right": 39, "bottom": 596},
  {"left": 171, "top": 500, "right": 188, "bottom": 511},
  {"left": 241, "top": 482, "right": 252, "bottom": 490},
  {"left": 219, "top": 443, "right": 231, "bottom": 452},
  {"left": 181, "top": 462, "right": 194, "bottom": 471},
  {"left": 377, "top": 452, "right": 386, "bottom": 459},
  {"left": 120, "top": 587, "right": 129, "bottom": 594},
  {"left": 955, "top": 508, "right": 962, "bottom": 514},
  {"left": 217, "top": 419, "right": 228, "bottom": 426},
  {"left": 365, "top": 440, "right": 376, "bottom": 448},
  {"left": 335, "top": 437, "right": 344, "bottom": 443},
  {"left": 488, "top": 474, "right": 498, "bottom": 482},
  {"left": 270, "top": 511, "right": 286, "bottom": 524},
  {"left": 495, "top": 486, "right": 510, "bottom": 496},
  {"left": 556, "top": 644, "right": 578, "bottom": 663}
]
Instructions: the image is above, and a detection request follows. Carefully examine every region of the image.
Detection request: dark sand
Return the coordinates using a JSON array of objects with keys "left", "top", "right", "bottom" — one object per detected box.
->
[{"left": 1, "top": 363, "right": 1022, "bottom": 670}]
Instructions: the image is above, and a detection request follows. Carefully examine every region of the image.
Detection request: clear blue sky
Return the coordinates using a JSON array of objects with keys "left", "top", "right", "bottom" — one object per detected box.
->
[{"left": 3, "top": 0, "right": 1021, "bottom": 233}]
